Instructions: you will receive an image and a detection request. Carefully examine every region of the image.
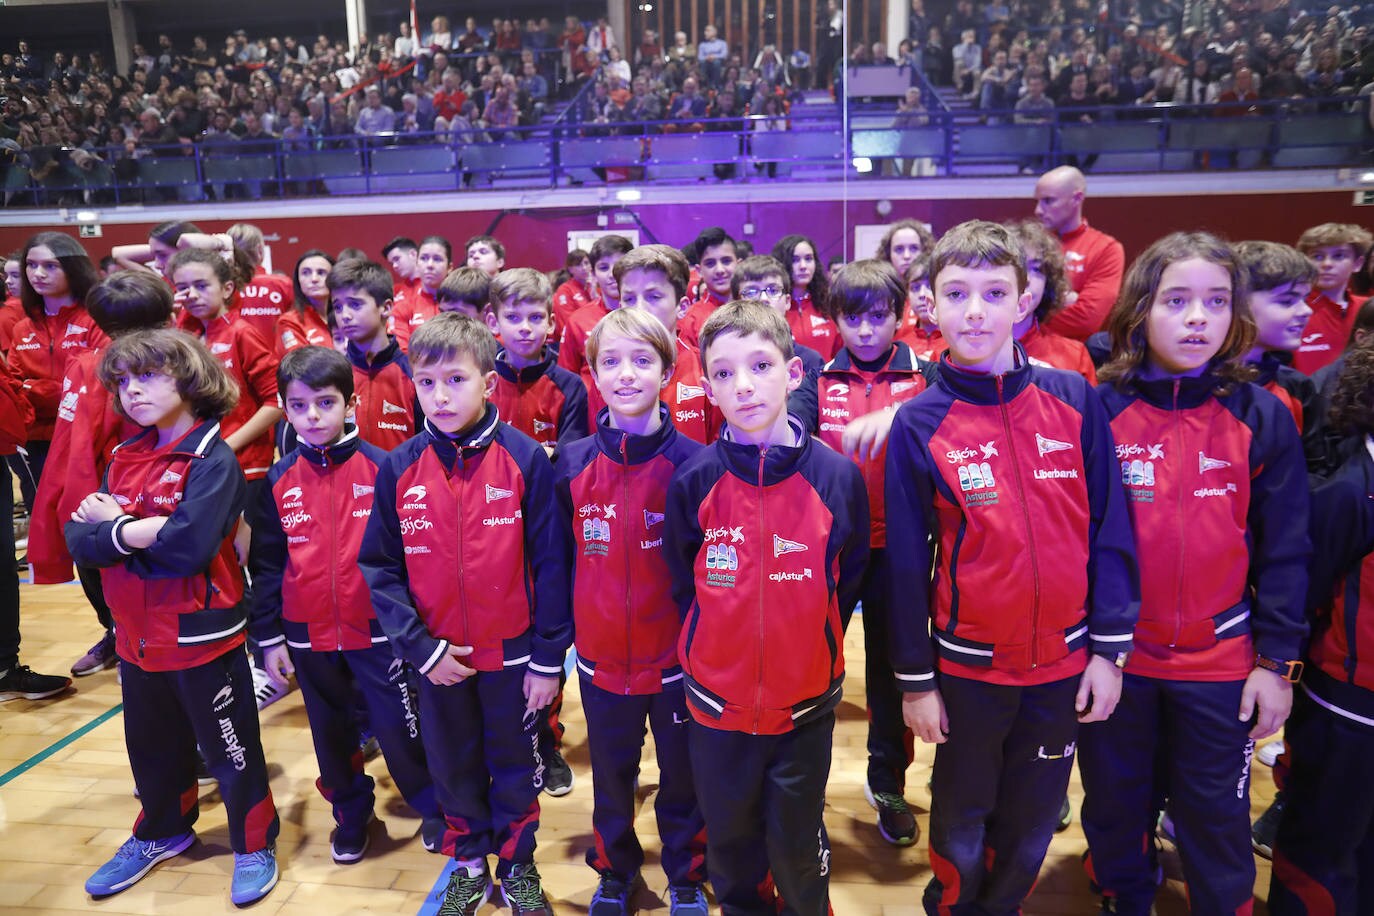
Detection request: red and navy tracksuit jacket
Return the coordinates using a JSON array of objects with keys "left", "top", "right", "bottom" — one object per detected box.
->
[
  {"left": 359, "top": 404, "right": 573, "bottom": 678},
  {"left": 492, "top": 346, "right": 589, "bottom": 453},
  {"left": 1019, "top": 320, "right": 1097, "bottom": 384},
  {"left": 8, "top": 303, "right": 108, "bottom": 441},
  {"left": 1097, "top": 374, "right": 1310, "bottom": 681},
  {"left": 558, "top": 405, "right": 703, "bottom": 693},
  {"left": 1249, "top": 349, "right": 1332, "bottom": 477},
  {"left": 884, "top": 347, "right": 1141, "bottom": 690},
  {"left": 662, "top": 339, "right": 721, "bottom": 445},
  {"left": 346, "top": 338, "right": 420, "bottom": 451},
  {"left": 664, "top": 419, "right": 870, "bottom": 735}
]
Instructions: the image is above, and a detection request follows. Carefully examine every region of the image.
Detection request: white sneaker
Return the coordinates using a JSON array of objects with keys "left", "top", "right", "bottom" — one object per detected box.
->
[
  {"left": 252, "top": 663, "right": 291, "bottom": 710},
  {"left": 1256, "top": 740, "right": 1284, "bottom": 768}
]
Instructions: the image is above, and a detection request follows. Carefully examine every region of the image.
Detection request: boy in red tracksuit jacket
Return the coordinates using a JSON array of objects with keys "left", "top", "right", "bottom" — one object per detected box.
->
[
  {"left": 487, "top": 267, "right": 588, "bottom": 461},
  {"left": 559, "top": 234, "right": 634, "bottom": 413},
  {"left": 250, "top": 346, "right": 441, "bottom": 864},
  {"left": 614, "top": 244, "right": 722, "bottom": 445},
  {"left": 1269, "top": 348, "right": 1374, "bottom": 913},
  {"left": 327, "top": 260, "right": 420, "bottom": 450},
  {"left": 556, "top": 308, "right": 708, "bottom": 914},
  {"left": 665, "top": 301, "right": 870, "bottom": 916},
  {"left": 884, "top": 221, "right": 1140, "bottom": 916},
  {"left": 675, "top": 227, "right": 738, "bottom": 348},
  {"left": 817, "top": 259, "right": 936, "bottom": 848},
  {"left": 552, "top": 248, "right": 597, "bottom": 337},
  {"left": 1293, "top": 223, "right": 1371, "bottom": 377},
  {"left": 391, "top": 236, "right": 450, "bottom": 352},
  {"left": 65, "top": 329, "right": 279, "bottom": 906},
  {"left": 360, "top": 313, "right": 572, "bottom": 916}
]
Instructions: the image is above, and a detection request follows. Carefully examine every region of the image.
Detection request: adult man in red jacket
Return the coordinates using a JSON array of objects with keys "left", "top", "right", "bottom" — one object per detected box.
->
[{"left": 1034, "top": 166, "right": 1126, "bottom": 342}]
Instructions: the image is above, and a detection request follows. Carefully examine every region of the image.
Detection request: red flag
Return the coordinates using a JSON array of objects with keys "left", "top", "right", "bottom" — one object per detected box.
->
[{"left": 410, "top": 0, "right": 421, "bottom": 51}]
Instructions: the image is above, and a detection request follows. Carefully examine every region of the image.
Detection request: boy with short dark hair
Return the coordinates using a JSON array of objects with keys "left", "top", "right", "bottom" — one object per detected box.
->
[
  {"left": 665, "top": 301, "right": 870, "bottom": 915},
  {"left": 614, "top": 244, "right": 719, "bottom": 444},
  {"left": 486, "top": 267, "right": 588, "bottom": 460},
  {"left": 1294, "top": 222, "right": 1373, "bottom": 375},
  {"left": 437, "top": 266, "right": 493, "bottom": 319},
  {"left": 677, "top": 227, "right": 738, "bottom": 347},
  {"left": 327, "top": 259, "right": 419, "bottom": 450},
  {"left": 466, "top": 234, "right": 507, "bottom": 278},
  {"left": 392, "top": 235, "right": 450, "bottom": 351},
  {"left": 559, "top": 235, "right": 634, "bottom": 415},
  {"left": 361, "top": 313, "right": 572, "bottom": 916},
  {"left": 885, "top": 220, "right": 1139, "bottom": 915},
  {"left": 553, "top": 248, "right": 598, "bottom": 334},
  {"left": 557, "top": 307, "right": 709, "bottom": 915},
  {"left": 381, "top": 236, "right": 421, "bottom": 298},
  {"left": 730, "top": 255, "right": 824, "bottom": 434},
  {"left": 251, "top": 345, "right": 442, "bottom": 863},
  {"left": 820, "top": 259, "right": 937, "bottom": 847}
]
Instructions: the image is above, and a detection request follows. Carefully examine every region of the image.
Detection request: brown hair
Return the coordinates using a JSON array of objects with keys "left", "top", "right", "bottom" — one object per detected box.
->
[
  {"left": 586, "top": 307, "right": 678, "bottom": 376},
  {"left": 326, "top": 259, "right": 394, "bottom": 305},
  {"left": 408, "top": 312, "right": 498, "bottom": 374},
  {"left": 87, "top": 271, "right": 176, "bottom": 337},
  {"left": 614, "top": 245, "right": 691, "bottom": 301},
  {"left": 436, "top": 267, "right": 492, "bottom": 308},
  {"left": 876, "top": 219, "right": 935, "bottom": 264},
  {"left": 97, "top": 328, "right": 240, "bottom": 421},
  {"left": 1296, "top": 223, "right": 1374, "bottom": 260},
  {"left": 489, "top": 267, "right": 552, "bottom": 311},
  {"left": 1006, "top": 219, "right": 1069, "bottom": 322},
  {"left": 827, "top": 259, "right": 906, "bottom": 320},
  {"left": 929, "top": 220, "right": 1028, "bottom": 293},
  {"left": 730, "top": 255, "right": 790, "bottom": 299},
  {"left": 1327, "top": 338, "right": 1374, "bottom": 436},
  {"left": 1098, "top": 231, "right": 1255, "bottom": 392},
  {"left": 699, "top": 300, "right": 794, "bottom": 363},
  {"left": 1234, "top": 240, "right": 1318, "bottom": 292}
]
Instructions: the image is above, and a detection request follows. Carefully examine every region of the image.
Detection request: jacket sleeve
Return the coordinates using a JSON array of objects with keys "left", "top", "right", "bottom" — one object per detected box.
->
[
  {"left": 360, "top": 452, "right": 447, "bottom": 674},
  {"left": 883, "top": 403, "right": 939, "bottom": 692},
  {"left": 1046, "top": 237, "right": 1125, "bottom": 342},
  {"left": 835, "top": 460, "right": 871, "bottom": 630},
  {"left": 664, "top": 463, "right": 705, "bottom": 620},
  {"left": 556, "top": 374, "right": 589, "bottom": 447},
  {"left": 1305, "top": 465, "right": 1374, "bottom": 614},
  {"left": 238, "top": 324, "right": 280, "bottom": 406},
  {"left": 1247, "top": 393, "right": 1313, "bottom": 664},
  {"left": 520, "top": 442, "right": 574, "bottom": 675},
  {"left": 1079, "top": 383, "right": 1141, "bottom": 653},
  {"left": 0, "top": 357, "right": 31, "bottom": 452},
  {"left": 247, "top": 467, "right": 287, "bottom": 647}
]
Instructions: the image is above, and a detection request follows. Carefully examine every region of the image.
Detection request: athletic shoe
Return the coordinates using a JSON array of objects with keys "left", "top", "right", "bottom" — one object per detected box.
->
[
  {"left": 1251, "top": 792, "right": 1285, "bottom": 859},
  {"left": 230, "top": 846, "right": 278, "bottom": 906},
  {"left": 421, "top": 817, "right": 447, "bottom": 853},
  {"left": 71, "top": 630, "right": 117, "bottom": 677},
  {"left": 501, "top": 863, "right": 554, "bottom": 914},
  {"left": 85, "top": 832, "right": 195, "bottom": 896},
  {"left": 864, "top": 782, "right": 918, "bottom": 846},
  {"left": 331, "top": 813, "right": 373, "bottom": 864},
  {"left": 437, "top": 860, "right": 493, "bottom": 916},
  {"left": 1057, "top": 796, "right": 1072, "bottom": 831},
  {"left": 359, "top": 733, "right": 380, "bottom": 761},
  {"left": 589, "top": 872, "right": 633, "bottom": 915},
  {"left": 195, "top": 752, "right": 215, "bottom": 786},
  {"left": 1256, "top": 740, "right": 1284, "bottom": 768},
  {"left": 252, "top": 662, "right": 291, "bottom": 710},
  {"left": 0, "top": 664, "right": 72, "bottom": 701},
  {"left": 668, "top": 883, "right": 710, "bottom": 915},
  {"left": 542, "top": 748, "right": 574, "bottom": 797}
]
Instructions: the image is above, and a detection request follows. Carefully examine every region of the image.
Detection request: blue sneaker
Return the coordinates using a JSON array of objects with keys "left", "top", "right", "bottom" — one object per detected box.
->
[
  {"left": 668, "top": 883, "right": 710, "bottom": 915},
  {"left": 230, "top": 846, "right": 278, "bottom": 906},
  {"left": 85, "top": 832, "right": 195, "bottom": 896},
  {"left": 589, "top": 872, "right": 634, "bottom": 915}
]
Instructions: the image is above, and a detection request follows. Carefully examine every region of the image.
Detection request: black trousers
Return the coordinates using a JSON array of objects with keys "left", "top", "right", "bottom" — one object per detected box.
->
[
  {"left": 122, "top": 647, "right": 279, "bottom": 853},
  {"left": 863, "top": 549, "right": 912, "bottom": 794},
  {"left": 689, "top": 711, "right": 835, "bottom": 916},
  {"left": 924, "top": 674, "right": 1080, "bottom": 916},
  {"left": 0, "top": 459, "right": 18, "bottom": 672}
]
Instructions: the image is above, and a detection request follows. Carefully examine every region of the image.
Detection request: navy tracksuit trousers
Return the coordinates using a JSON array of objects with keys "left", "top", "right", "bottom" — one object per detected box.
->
[
  {"left": 689, "top": 710, "right": 835, "bottom": 916},
  {"left": 862, "top": 549, "right": 914, "bottom": 795},
  {"left": 1079, "top": 674, "right": 1255, "bottom": 916},
  {"left": 417, "top": 665, "right": 541, "bottom": 877},
  {"left": 289, "top": 645, "right": 439, "bottom": 831},
  {"left": 121, "top": 646, "right": 279, "bottom": 853},
  {"left": 580, "top": 675, "right": 706, "bottom": 885},
  {"left": 1269, "top": 686, "right": 1374, "bottom": 915},
  {"left": 924, "top": 674, "right": 1080, "bottom": 916}
]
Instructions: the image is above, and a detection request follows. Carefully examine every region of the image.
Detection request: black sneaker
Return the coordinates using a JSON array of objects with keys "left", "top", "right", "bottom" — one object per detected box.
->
[
  {"left": 864, "top": 782, "right": 917, "bottom": 846},
  {"left": 501, "top": 863, "right": 554, "bottom": 915},
  {"left": 195, "top": 752, "right": 215, "bottom": 786},
  {"left": 421, "top": 817, "right": 447, "bottom": 853},
  {"left": 71, "top": 630, "right": 117, "bottom": 677},
  {"left": 359, "top": 733, "right": 380, "bottom": 761},
  {"left": 437, "top": 860, "right": 492, "bottom": 916},
  {"left": 0, "top": 664, "right": 72, "bottom": 701},
  {"left": 331, "top": 813, "right": 373, "bottom": 864},
  {"left": 1057, "top": 796, "right": 1072, "bottom": 832},
  {"left": 1251, "top": 792, "right": 1285, "bottom": 859},
  {"left": 542, "top": 749, "right": 574, "bottom": 797}
]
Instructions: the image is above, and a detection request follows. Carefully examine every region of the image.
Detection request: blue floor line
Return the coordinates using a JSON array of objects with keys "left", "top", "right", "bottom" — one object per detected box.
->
[
  {"left": 416, "top": 857, "right": 459, "bottom": 916},
  {"left": 0, "top": 702, "right": 124, "bottom": 789}
]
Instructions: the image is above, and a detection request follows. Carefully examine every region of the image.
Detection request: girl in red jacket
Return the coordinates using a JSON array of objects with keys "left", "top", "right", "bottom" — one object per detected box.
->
[
  {"left": 275, "top": 249, "right": 335, "bottom": 355},
  {"left": 1081, "top": 232, "right": 1310, "bottom": 916}
]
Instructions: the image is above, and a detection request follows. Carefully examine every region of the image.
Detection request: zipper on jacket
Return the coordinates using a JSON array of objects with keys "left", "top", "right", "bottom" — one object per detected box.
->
[
  {"left": 328, "top": 468, "right": 342, "bottom": 650},
  {"left": 621, "top": 435, "right": 633, "bottom": 695},
  {"left": 1170, "top": 380, "right": 1187, "bottom": 648},
  {"left": 454, "top": 449, "right": 470, "bottom": 648},
  {"left": 755, "top": 446, "right": 767, "bottom": 735},
  {"left": 997, "top": 375, "right": 1042, "bottom": 668}
]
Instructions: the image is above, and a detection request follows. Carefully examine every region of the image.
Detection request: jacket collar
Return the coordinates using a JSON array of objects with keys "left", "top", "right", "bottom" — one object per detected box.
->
[
  {"left": 494, "top": 346, "right": 556, "bottom": 383},
  {"left": 716, "top": 416, "right": 810, "bottom": 485},
  {"left": 593, "top": 404, "right": 679, "bottom": 464},
  {"left": 296, "top": 424, "right": 362, "bottom": 467},
  {"left": 115, "top": 418, "right": 223, "bottom": 458},
  {"left": 423, "top": 402, "right": 500, "bottom": 467},
  {"left": 346, "top": 336, "right": 404, "bottom": 371},
  {"left": 1130, "top": 372, "right": 1225, "bottom": 410},
  {"left": 823, "top": 341, "right": 920, "bottom": 376},
  {"left": 1248, "top": 349, "right": 1291, "bottom": 387},
  {"left": 935, "top": 342, "right": 1032, "bottom": 405}
]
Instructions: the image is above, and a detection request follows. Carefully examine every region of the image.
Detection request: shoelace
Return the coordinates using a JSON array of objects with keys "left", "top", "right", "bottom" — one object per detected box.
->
[
  {"left": 670, "top": 885, "right": 705, "bottom": 904},
  {"left": 235, "top": 849, "right": 275, "bottom": 875},
  {"left": 874, "top": 792, "right": 911, "bottom": 813},
  {"left": 503, "top": 867, "right": 546, "bottom": 910},
  {"left": 595, "top": 875, "right": 630, "bottom": 900}
]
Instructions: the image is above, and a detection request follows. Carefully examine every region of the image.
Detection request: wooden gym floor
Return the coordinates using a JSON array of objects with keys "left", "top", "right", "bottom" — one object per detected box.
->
[{"left": 1, "top": 575, "right": 1278, "bottom": 914}]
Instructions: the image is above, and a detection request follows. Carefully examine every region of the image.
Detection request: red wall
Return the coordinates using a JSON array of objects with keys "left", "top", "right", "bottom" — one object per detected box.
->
[{"left": 0, "top": 189, "right": 1365, "bottom": 274}]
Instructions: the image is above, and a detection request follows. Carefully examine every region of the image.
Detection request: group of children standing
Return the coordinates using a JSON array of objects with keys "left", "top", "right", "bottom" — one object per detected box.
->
[{"left": 2, "top": 211, "right": 1372, "bottom": 916}]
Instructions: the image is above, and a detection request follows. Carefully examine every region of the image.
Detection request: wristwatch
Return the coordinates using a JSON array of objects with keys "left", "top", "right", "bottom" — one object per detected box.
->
[
  {"left": 1093, "top": 649, "right": 1131, "bottom": 669},
  {"left": 1255, "top": 655, "right": 1304, "bottom": 683}
]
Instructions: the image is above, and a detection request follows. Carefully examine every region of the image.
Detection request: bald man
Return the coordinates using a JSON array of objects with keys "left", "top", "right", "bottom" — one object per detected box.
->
[{"left": 1033, "top": 166, "right": 1125, "bottom": 341}]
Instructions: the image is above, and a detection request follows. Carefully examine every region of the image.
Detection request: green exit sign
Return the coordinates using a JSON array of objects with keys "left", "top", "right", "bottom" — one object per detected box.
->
[{"left": 1355, "top": 190, "right": 1374, "bottom": 206}]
